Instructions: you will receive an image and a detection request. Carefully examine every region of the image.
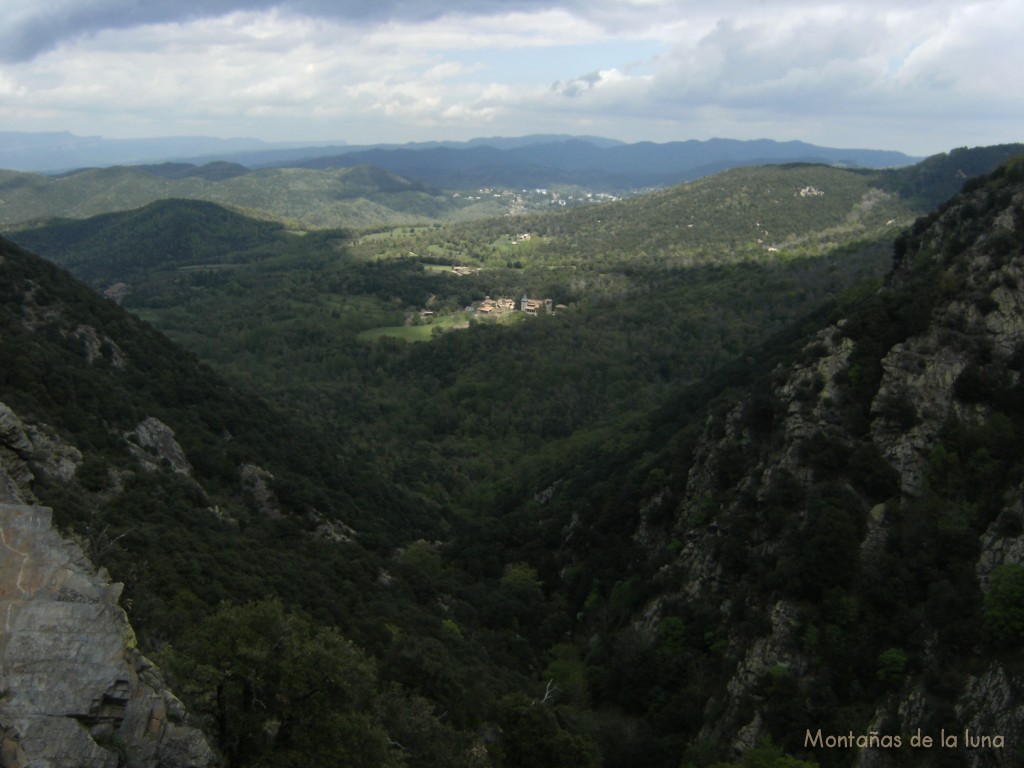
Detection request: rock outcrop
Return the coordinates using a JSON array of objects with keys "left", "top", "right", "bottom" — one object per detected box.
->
[
  {"left": 638, "top": 159, "right": 1024, "bottom": 763},
  {"left": 125, "top": 417, "right": 193, "bottom": 477},
  {"left": 0, "top": 403, "right": 82, "bottom": 504},
  {"left": 0, "top": 501, "right": 215, "bottom": 768},
  {"left": 239, "top": 463, "right": 281, "bottom": 518},
  {"left": 0, "top": 401, "right": 213, "bottom": 768}
]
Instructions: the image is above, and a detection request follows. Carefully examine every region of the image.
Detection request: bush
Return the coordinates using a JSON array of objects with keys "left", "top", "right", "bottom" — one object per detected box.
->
[
  {"left": 983, "top": 564, "right": 1024, "bottom": 647},
  {"left": 876, "top": 647, "right": 908, "bottom": 687}
]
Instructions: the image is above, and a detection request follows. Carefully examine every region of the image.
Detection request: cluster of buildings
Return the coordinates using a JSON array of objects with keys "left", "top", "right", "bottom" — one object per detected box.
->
[{"left": 472, "top": 294, "right": 557, "bottom": 317}]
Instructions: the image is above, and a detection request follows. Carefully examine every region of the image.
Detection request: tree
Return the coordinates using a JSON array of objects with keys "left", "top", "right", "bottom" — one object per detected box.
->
[
  {"left": 983, "top": 564, "right": 1024, "bottom": 647},
  {"left": 876, "top": 647, "right": 908, "bottom": 688},
  {"left": 163, "top": 598, "right": 402, "bottom": 768},
  {"left": 709, "top": 737, "right": 818, "bottom": 767},
  {"left": 497, "top": 694, "right": 600, "bottom": 768}
]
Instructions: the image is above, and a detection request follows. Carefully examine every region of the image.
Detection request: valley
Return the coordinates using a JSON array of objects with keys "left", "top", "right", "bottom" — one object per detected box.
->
[{"left": 2, "top": 142, "right": 1024, "bottom": 768}]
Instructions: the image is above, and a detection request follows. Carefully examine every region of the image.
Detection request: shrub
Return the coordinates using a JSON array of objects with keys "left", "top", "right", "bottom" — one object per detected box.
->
[
  {"left": 876, "top": 647, "right": 908, "bottom": 687},
  {"left": 983, "top": 564, "right": 1024, "bottom": 647}
]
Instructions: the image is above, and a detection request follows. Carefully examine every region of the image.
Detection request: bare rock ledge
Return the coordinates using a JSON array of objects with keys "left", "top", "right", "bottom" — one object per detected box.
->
[{"left": 0, "top": 502, "right": 214, "bottom": 768}]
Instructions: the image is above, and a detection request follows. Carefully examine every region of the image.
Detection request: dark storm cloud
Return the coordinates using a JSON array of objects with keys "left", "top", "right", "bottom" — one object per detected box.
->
[{"left": 0, "top": 0, "right": 562, "bottom": 62}]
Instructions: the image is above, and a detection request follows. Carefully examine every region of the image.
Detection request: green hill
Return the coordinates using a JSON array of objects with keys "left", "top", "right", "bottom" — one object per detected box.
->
[
  {"left": 392, "top": 163, "right": 914, "bottom": 271},
  {"left": 9, "top": 198, "right": 291, "bottom": 286},
  {"left": 875, "top": 142, "right": 1024, "bottom": 209},
  {"left": 8, "top": 163, "right": 909, "bottom": 423},
  {"left": 352, "top": 147, "right": 1024, "bottom": 276},
  {"left": 0, "top": 163, "right": 483, "bottom": 230}
]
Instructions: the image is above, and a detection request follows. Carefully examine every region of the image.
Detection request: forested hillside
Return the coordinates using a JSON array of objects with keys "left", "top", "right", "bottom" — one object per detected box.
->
[
  {"left": 457, "top": 154, "right": 1024, "bottom": 767},
  {"left": 3, "top": 143, "right": 1017, "bottom": 236},
  {"left": 2, "top": 149, "right": 1024, "bottom": 767},
  {"left": 0, "top": 163, "right": 485, "bottom": 230},
  {"left": 9, "top": 161, "right": 915, "bottom": 508}
]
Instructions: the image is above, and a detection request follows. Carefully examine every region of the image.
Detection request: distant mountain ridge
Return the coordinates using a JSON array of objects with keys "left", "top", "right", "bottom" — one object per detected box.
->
[
  {"left": 1, "top": 131, "right": 918, "bottom": 186},
  {"left": 1, "top": 143, "right": 1017, "bottom": 235},
  {"left": 278, "top": 137, "right": 920, "bottom": 191},
  {"left": 0, "top": 131, "right": 333, "bottom": 173}
]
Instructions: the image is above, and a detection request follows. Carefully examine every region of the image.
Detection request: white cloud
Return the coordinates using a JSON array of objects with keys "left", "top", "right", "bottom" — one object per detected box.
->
[{"left": 0, "top": 1, "right": 1020, "bottom": 153}]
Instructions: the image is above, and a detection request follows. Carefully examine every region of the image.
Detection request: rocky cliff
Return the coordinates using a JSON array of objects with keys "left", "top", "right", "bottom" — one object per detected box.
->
[
  {"left": 0, "top": 404, "right": 214, "bottom": 768},
  {"left": 632, "top": 157, "right": 1024, "bottom": 764}
]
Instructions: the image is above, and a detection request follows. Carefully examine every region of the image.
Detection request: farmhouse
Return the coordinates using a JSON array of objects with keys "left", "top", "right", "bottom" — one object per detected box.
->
[{"left": 520, "top": 293, "right": 553, "bottom": 315}]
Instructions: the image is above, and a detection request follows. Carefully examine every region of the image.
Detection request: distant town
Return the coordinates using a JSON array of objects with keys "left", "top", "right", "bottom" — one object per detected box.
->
[{"left": 452, "top": 187, "right": 626, "bottom": 215}]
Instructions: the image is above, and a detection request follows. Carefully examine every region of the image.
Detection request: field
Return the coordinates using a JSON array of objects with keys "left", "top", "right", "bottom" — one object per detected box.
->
[{"left": 357, "top": 311, "right": 473, "bottom": 341}]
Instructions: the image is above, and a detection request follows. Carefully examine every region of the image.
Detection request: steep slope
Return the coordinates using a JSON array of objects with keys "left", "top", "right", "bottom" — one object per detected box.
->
[
  {"left": 0, "top": 232, "right": 445, "bottom": 570},
  {"left": 0, "top": 496, "right": 214, "bottom": 768},
  {"left": 877, "top": 144, "right": 1024, "bottom": 211},
  {"left": 497, "top": 156, "right": 1024, "bottom": 766},
  {"left": 0, "top": 234, "right": 609, "bottom": 767}
]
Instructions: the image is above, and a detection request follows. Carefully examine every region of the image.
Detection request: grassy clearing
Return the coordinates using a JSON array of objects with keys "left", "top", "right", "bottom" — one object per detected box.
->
[
  {"left": 358, "top": 325, "right": 436, "bottom": 342},
  {"left": 357, "top": 311, "right": 472, "bottom": 342}
]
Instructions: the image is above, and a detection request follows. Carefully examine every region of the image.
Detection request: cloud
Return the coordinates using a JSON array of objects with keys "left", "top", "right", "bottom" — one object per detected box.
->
[
  {"left": 551, "top": 71, "right": 603, "bottom": 98},
  {"left": 530, "top": 2, "right": 1024, "bottom": 136},
  {"left": 0, "top": 0, "right": 575, "bottom": 62},
  {"left": 0, "top": 0, "right": 1020, "bottom": 152}
]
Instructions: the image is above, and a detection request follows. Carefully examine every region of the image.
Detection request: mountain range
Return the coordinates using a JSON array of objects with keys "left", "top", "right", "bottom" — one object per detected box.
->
[
  {"left": 6, "top": 142, "right": 1014, "bottom": 236},
  {"left": 1, "top": 142, "right": 1024, "bottom": 767},
  {"left": 273, "top": 137, "right": 919, "bottom": 191},
  {"left": 0, "top": 131, "right": 339, "bottom": 173},
  {"left": 2, "top": 131, "right": 919, "bottom": 192}
]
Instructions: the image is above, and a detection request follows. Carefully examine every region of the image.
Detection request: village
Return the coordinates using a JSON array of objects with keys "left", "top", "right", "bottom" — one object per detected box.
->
[
  {"left": 412, "top": 287, "right": 564, "bottom": 332},
  {"left": 471, "top": 293, "right": 559, "bottom": 316},
  {"left": 445, "top": 244, "right": 564, "bottom": 318},
  {"left": 451, "top": 187, "right": 625, "bottom": 216}
]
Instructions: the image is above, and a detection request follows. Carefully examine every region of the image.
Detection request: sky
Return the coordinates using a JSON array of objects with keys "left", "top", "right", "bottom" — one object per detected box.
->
[{"left": 0, "top": 0, "right": 1021, "bottom": 156}]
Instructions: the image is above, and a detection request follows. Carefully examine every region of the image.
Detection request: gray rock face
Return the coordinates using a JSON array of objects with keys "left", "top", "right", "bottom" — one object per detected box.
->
[
  {"left": 239, "top": 463, "right": 282, "bottom": 518},
  {"left": 72, "top": 324, "right": 127, "bottom": 369},
  {"left": 124, "top": 418, "right": 193, "bottom": 477},
  {"left": 642, "top": 178, "right": 1024, "bottom": 759},
  {"left": 0, "top": 403, "right": 82, "bottom": 504},
  {"left": 955, "top": 663, "right": 1024, "bottom": 768},
  {"left": 0, "top": 502, "right": 215, "bottom": 768},
  {"left": 870, "top": 336, "right": 969, "bottom": 497}
]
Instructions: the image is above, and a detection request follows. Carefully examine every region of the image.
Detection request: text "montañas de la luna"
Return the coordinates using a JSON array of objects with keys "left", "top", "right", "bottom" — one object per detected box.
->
[{"left": 805, "top": 730, "right": 901, "bottom": 749}]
